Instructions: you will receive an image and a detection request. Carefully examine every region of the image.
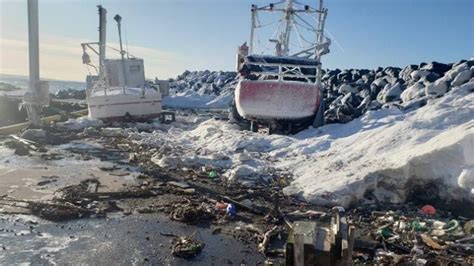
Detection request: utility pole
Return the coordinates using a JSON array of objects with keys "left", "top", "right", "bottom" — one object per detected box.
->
[{"left": 25, "top": 0, "right": 49, "bottom": 126}]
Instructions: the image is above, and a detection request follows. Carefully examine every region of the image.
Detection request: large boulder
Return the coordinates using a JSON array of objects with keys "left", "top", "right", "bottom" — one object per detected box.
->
[
  {"left": 372, "top": 77, "right": 388, "bottom": 87},
  {"left": 410, "top": 70, "right": 431, "bottom": 81},
  {"left": 377, "top": 82, "right": 404, "bottom": 103},
  {"left": 425, "top": 78, "right": 449, "bottom": 97},
  {"left": 400, "top": 64, "right": 418, "bottom": 81},
  {"left": 445, "top": 62, "right": 469, "bottom": 81},
  {"left": 383, "top": 67, "right": 401, "bottom": 78},
  {"left": 421, "top": 72, "right": 440, "bottom": 84},
  {"left": 338, "top": 83, "right": 358, "bottom": 94},
  {"left": 451, "top": 69, "right": 471, "bottom": 87},
  {"left": 420, "top": 61, "right": 451, "bottom": 75},
  {"left": 401, "top": 81, "right": 425, "bottom": 102}
]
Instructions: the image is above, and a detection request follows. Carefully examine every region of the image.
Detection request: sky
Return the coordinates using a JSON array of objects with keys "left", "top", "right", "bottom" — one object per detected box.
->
[{"left": 0, "top": 0, "right": 473, "bottom": 82}]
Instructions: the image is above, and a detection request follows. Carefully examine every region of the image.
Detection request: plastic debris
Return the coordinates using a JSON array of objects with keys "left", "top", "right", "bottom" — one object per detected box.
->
[
  {"left": 377, "top": 227, "right": 393, "bottom": 238},
  {"left": 208, "top": 169, "right": 218, "bottom": 179},
  {"left": 420, "top": 205, "right": 436, "bottom": 216},
  {"left": 215, "top": 202, "right": 227, "bottom": 210},
  {"left": 226, "top": 203, "right": 236, "bottom": 218},
  {"left": 411, "top": 221, "right": 429, "bottom": 232},
  {"left": 444, "top": 219, "right": 460, "bottom": 232}
]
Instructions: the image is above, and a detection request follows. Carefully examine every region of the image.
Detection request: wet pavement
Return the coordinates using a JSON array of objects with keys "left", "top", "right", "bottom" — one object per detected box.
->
[{"left": 0, "top": 213, "right": 265, "bottom": 265}]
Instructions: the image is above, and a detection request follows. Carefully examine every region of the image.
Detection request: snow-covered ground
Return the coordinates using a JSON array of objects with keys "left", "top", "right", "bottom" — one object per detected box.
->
[
  {"left": 163, "top": 90, "right": 233, "bottom": 109},
  {"left": 117, "top": 81, "right": 474, "bottom": 207}
]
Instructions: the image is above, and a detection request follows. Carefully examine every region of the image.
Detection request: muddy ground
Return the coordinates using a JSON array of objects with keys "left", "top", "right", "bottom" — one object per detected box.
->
[{"left": 0, "top": 110, "right": 472, "bottom": 265}]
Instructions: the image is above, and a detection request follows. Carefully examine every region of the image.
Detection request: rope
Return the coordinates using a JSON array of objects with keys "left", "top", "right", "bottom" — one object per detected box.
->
[
  {"left": 294, "top": 14, "right": 317, "bottom": 32},
  {"left": 256, "top": 18, "right": 283, "bottom": 29}
]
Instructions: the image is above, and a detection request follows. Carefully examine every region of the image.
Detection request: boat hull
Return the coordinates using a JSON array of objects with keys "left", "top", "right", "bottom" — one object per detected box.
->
[
  {"left": 87, "top": 88, "right": 162, "bottom": 120},
  {"left": 235, "top": 80, "right": 320, "bottom": 120}
]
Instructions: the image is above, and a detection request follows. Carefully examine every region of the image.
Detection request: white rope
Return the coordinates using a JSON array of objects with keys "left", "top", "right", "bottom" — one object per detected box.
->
[
  {"left": 292, "top": 23, "right": 305, "bottom": 48},
  {"left": 324, "top": 28, "right": 345, "bottom": 53},
  {"left": 256, "top": 18, "right": 283, "bottom": 29},
  {"left": 294, "top": 13, "right": 317, "bottom": 32}
]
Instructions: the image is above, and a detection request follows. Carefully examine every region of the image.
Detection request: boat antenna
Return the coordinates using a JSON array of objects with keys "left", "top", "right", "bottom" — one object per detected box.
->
[{"left": 114, "top": 14, "right": 128, "bottom": 94}]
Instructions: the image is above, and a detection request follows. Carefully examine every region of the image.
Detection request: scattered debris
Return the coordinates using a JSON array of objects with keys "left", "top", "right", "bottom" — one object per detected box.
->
[
  {"left": 172, "top": 234, "right": 205, "bottom": 258},
  {"left": 170, "top": 202, "right": 214, "bottom": 224},
  {"left": 258, "top": 225, "right": 279, "bottom": 253}
]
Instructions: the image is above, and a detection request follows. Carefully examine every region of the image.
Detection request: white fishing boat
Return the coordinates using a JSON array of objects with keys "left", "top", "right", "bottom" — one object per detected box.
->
[
  {"left": 232, "top": 0, "right": 331, "bottom": 133},
  {"left": 81, "top": 5, "right": 161, "bottom": 120}
]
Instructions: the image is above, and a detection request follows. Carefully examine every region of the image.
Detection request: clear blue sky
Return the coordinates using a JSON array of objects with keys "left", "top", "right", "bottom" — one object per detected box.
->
[{"left": 1, "top": 0, "right": 473, "bottom": 81}]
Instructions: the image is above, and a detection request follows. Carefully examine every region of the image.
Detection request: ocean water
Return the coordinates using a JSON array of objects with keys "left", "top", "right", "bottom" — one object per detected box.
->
[{"left": 0, "top": 74, "right": 85, "bottom": 95}]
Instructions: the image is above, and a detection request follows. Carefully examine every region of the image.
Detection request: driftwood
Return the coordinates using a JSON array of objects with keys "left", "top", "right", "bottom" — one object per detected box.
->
[{"left": 258, "top": 225, "right": 279, "bottom": 253}]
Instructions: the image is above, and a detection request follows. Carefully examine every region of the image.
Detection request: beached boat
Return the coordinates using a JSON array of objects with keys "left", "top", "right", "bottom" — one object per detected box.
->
[
  {"left": 232, "top": 0, "right": 331, "bottom": 133},
  {"left": 81, "top": 5, "right": 161, "bottom": 120}
]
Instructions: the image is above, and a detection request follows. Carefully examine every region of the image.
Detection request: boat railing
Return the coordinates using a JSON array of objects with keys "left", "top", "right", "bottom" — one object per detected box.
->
[{"left": 243, "top": 61, "right": 318, "bottom": 83}]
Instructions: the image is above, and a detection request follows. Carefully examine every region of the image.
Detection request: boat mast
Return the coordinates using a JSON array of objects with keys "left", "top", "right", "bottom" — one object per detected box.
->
[
  {"left": 315, "top": 0, "right": 327, "bottom": 85},
  {"left": 280, "top": 0, "right": 293, "bottom": 56},
  {"left": 98, "top": 5, "right": 107, "bottom": 83},
  {"left": 114, "top": 14, "right": 128, "bottom": 93},
  {"left": 249, "top": 5, "right": 257, "bottom": 54}
]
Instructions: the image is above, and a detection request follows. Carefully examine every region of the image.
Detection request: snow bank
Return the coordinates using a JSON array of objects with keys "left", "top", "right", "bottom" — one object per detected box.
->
[
  {"left": 143, "top": 82, "right": 474, "bottom": 207},
  {"left": 283, "top": 84, "right": 474, "bottom": 207}
]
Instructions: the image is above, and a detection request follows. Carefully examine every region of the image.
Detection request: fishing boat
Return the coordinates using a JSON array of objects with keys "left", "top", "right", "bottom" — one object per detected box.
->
[
  {"left": 232, "top": 0, "right": 331, "bottom": 133},
  {"left": 81, "top": 5, "right": 161, "bottom": 120}
]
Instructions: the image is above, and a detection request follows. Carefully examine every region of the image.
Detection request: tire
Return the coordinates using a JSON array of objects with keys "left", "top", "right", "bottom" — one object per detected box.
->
[
  {"left": 312, "top": 100, "right": 325, "bottom": 128},
  {"left": 229, "top": 98, "right": 243, "bottom": 123},
  {"left": 229, "top": 97, "right": 250, "bottom": 130}
]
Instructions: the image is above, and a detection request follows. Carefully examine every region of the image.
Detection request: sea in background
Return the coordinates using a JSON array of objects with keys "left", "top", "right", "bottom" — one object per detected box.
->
[{"left": 0, "top": 74, "right": 85, "bottom": 96}]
